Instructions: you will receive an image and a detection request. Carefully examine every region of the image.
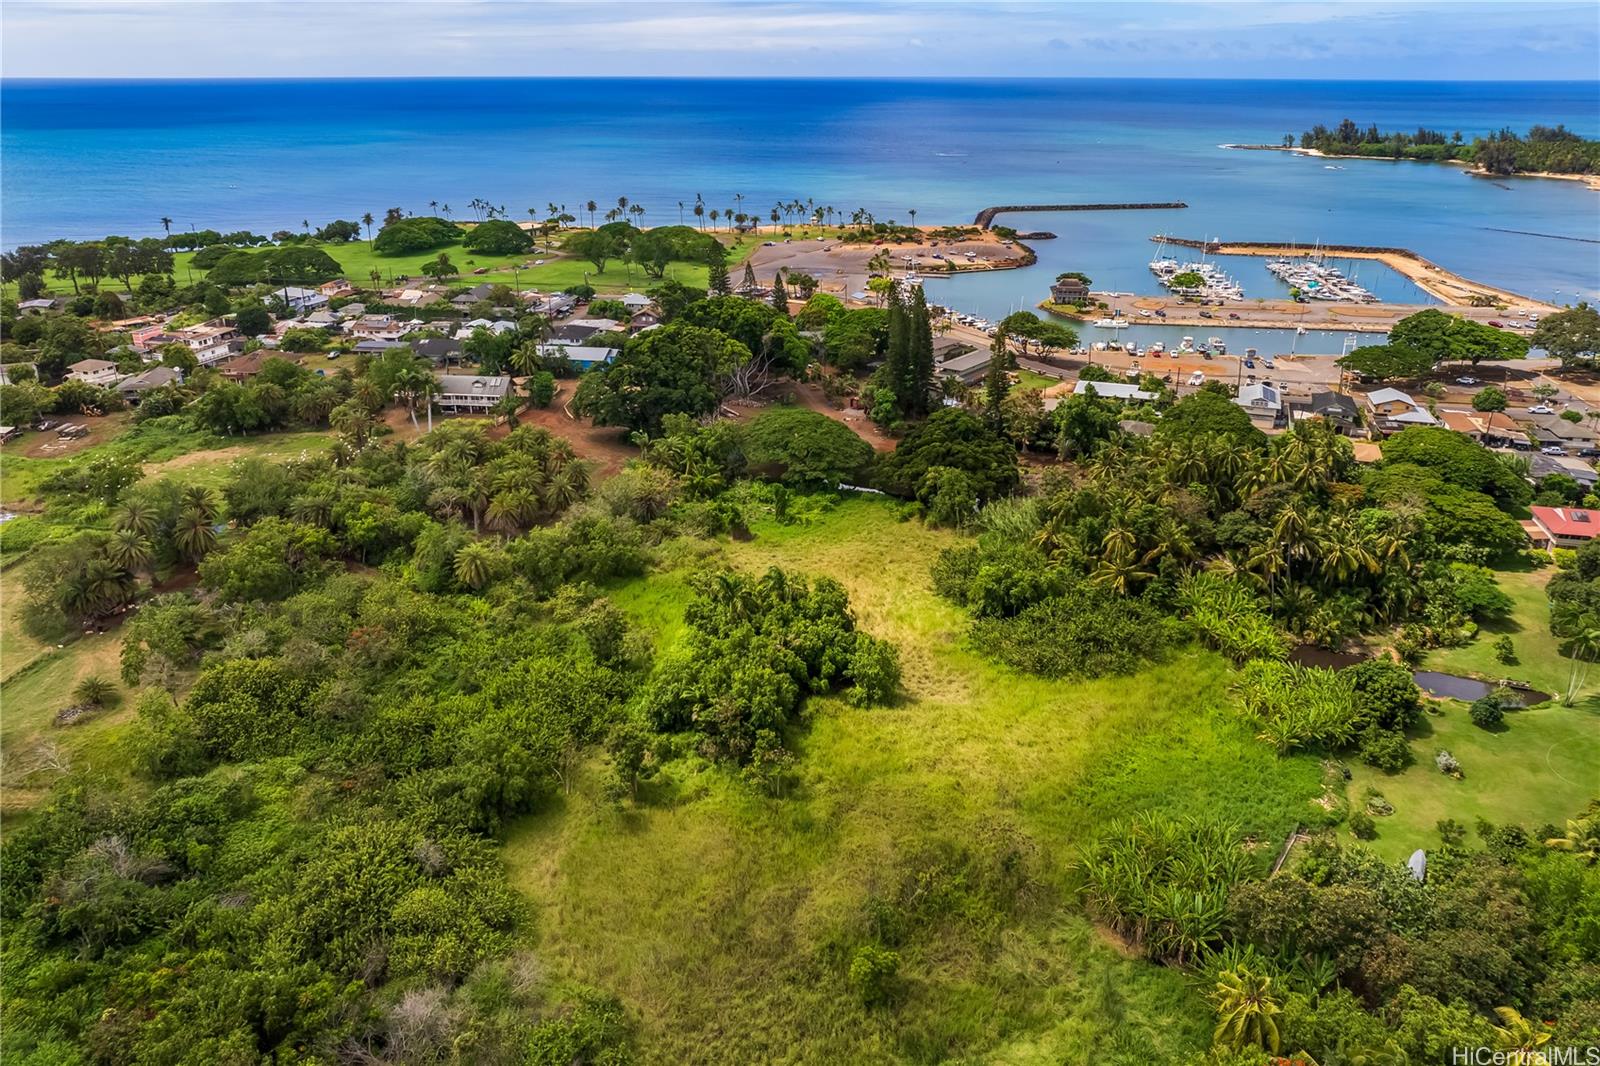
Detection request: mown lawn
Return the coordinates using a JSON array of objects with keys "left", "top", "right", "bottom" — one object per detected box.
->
[
  {"left": 1423, "top": 566, "right": 1581, "bottom": 700},
  {"left": 7, "top": 230, "right": 765, "bottom": 299},
  {"left": 504, "top": 495, "right": 1326, "bottom": 1064},
  {"left": 1347, "top": 696, "right": 1600, "bottom": 862}
]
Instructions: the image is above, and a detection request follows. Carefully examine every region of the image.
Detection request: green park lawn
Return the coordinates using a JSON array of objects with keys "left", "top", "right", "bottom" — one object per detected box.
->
[
  {"left": 9, "top": 230, "right": 765, "bottom": 300},
  {"left": 1014, "top": 367, "right": 1063, "bottom": 390},
  {"left": 504, "top": 495, "right": 1328, "bottom": 1064}
]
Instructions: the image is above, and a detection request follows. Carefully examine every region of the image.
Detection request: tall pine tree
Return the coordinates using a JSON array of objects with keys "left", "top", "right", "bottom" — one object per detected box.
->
[
  {"left": 907, "top": 286, "right": 934, "bottom": 416},
  {"left": 883, "top": 283, "right": 910, "bottom": 417},
  {"left": 741, "top": 261, "right": 759, "bottom": 293},
  {"left": 707, "top": 256, "right": 729, "bottom": 295},
  {"left": 772, "top": 271, "right": 789, "bottom": 314},
  {"left": 983, "top": 329, "right": 1009, "bottom": 430}
]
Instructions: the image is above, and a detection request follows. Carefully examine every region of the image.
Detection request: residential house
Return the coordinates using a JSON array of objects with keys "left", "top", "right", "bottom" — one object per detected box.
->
[
  {"left": 118, "top": 365, "right": 182, "bottom": 401},
  {"left": 523, "top": 292, "right": 576, "bottom": 317},
  {"left": 629, "top": 309, "right": 662, "bottom": 331},
  {"left": 195, "top": 340, "right": 246, "bottom": 367},
  {"left": 1482, "top": 411, "right": 1526, "bottom": 448},
  {"left": 618, "top": 293, "right": 653, "bottom": 312},
  {"left": 435, "top": 373, "right": 512, "bottom": 413},
  {"left": 1530, "top": 453, "right": 1599, "bottom": 490},
  {"left": 1049, "top": 277, "right": 1090, "bottom": 304},
  {"left": 335, "top": 301, "right": 368, "bottom": 320},
  {"left": 319, "top": 279, "right": 357, "bottom": 298},
  {"left": 412, "top": 337, "right": 466, "bottom": 366},
  {"left": 1288, "top": 390, "right": 1362, "bottom": 435},
  {"left": 349, "top": 315, "right": 407, "bottom": 341},
  {"left": 1364, "top": 388, "right": 1436, "bottom": 433},
  {"left": 450, "top": 283, "right": 499, "bottom": 309},
  {"left": 1527, "top": 414, "right": 1597, "bottom": 455},
  {"left": 1528, "top": 506, "right": 1600, "bottom": 548},
  {"left": 217, "top": 350, "right": 279, "bottom": 381},
  {"left": 65, "top": 358, "right": 122, "bottom": 386},
  {"left": 535, "top": 344, "right": 618, "bottom": 371},
  {"left": 1066, "top": 379, "right": 1156, "bottom": 403},
  {"left": 354, "top": 338, "right": 405, "bottom": 354},
  {"left": 549, "top": 318, "right": 622, "bottom": 345},
  {"left": 1439, "top": 410, "right": 1486, "bottom": 441},
  {"left": 1234, "top": 382, "right": 1285, "bottom": 428},
  {"left": 935, "top": 349, "right": 991, "bottom": 386},
  {"left": 453, "top": 319, "right": 517, "bottom": 341},
  {"left": 177, "top": 322, "right": 241, "bottom": 352},
  {"left": 17, "top": 298, "right": 58, "bottom": 314},
  {"left": 389, "top": 288, "right": 443, "bottom": 309},
  {"left": 270, "top": 286, "right": 329, "bottom": 313},
  {"left": 128, "top": 321, "right": 171, "bottom": 352},
  {"left": 303, "top": 309, "right": 340, "bottom": 329}
]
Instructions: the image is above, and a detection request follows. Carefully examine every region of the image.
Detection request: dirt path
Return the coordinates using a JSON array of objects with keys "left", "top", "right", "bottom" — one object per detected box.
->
[
  {"left": 786, "top": 382, "right": 897, "bottom": 452},
  {"left": 513, "top": 381, "right": 638, "bottom": 475}
]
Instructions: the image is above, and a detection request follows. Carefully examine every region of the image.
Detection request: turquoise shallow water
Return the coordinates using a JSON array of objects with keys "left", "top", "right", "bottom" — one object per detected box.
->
[{"left": 3, "top": 77, "right": 1597, "bottom": 340}]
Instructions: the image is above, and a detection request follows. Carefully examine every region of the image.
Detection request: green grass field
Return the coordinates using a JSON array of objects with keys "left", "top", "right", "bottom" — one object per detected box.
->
[
  {"left": 1013, "top": 368, "right": 1063, "bottom": 390},
  {"left": 8, "top": 229, "right": 766, "bottom": 300},
  {"left": 1423, "top": 566, "right": 1581, "bottom": 699},
  {"left": 504, "top": 496, "right": 1328, "bottom": 1063},
  {"left": 1347, "top": 697, "right": 1600, "bottom": 862}
]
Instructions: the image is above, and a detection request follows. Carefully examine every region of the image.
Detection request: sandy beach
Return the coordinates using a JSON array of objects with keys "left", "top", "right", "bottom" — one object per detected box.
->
[{"left": 1223, "top": 143, "right": 1600, "bottom": 192}]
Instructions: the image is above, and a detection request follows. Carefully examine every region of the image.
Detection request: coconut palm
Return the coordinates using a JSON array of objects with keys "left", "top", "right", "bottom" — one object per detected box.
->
[
  {"left": 361, "top": 211, "right": 375, "bottom": 245},
  {"left": 159, "top": 216, "right": 173, "bottom": 237},
  {"left": 1544, "top": 814, "right": 1600, "bottom": 863},
  {"left": 1212, "top": 967, "right": 1282, "bottom": 1053},
  {"left": 1490, "top": 1006, "right": 1553, "bottom": 1058},
  {"left": 180, "top": 485, "right": 219, "bottom": 523},
  {"left": 65, "top": 556, "right": 137, "bottom": 619}
]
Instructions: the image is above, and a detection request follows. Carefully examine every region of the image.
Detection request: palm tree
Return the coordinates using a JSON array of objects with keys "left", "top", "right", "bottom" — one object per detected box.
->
[
  {"left": 180, "top": 485, "right": 219, "bottom": 523},
  {"left": 362, "top": 211, "right": 375, "bottom": 246},
  {"left": 542, "top": 464, "right": 587, "bottom": 513},
  {"left": 429, "top": 199, "right": 439, "bottom": 214},
  {"left": 174, "top": 507, "right": 216, "bottom": 563},
  {"left": 1544, "top": 814, "right": 1600, "bottom": 863},
  {"left": 709, "top": 209, "right": 720, "bottom": 230},
  {"left": 693, "top": 198, "right": 705, "bottom": 230},
  {"left": 585, "top": 200, "right": 597, "bottom": 228},
  {"left": 1490, "top": 1006, "right": 1553, "bottom": 1058},
  {"left": 113, "top": 499, "right": 159, "bottom": 538},
  {"left": 453, "top": 542, "right": 496, "bottom": 590},
  {"left": 105, "top": 529, "right": 153, "bottom": 583},
  {"left": 1211, "top": 967, "right": 1282, "bottom": 1053},
  {"left": 907, "top": 207, "right": 917, "bottom": 228},
  {"left": 485, "top": 489, "right": 537, "bottom": 534},
  {"left": 159, "top": 216, "right": 173, "bottom": 237}
]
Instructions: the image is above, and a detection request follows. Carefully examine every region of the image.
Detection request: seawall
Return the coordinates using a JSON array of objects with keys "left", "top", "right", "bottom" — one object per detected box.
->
[{"left": 974, "top": 202, "right": 1187, "bottom": 229}]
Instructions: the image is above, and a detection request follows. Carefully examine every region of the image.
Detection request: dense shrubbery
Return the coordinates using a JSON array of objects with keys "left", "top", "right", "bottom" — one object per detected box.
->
[
  {"left": 971, "top": 582, "right": 1184, "bottom": 678},
  {"left": 743, "top": 404, "right": 874, "bottom": 487},
  {"left": 641, "top": 567, "right": 898, "bottom": 782}
]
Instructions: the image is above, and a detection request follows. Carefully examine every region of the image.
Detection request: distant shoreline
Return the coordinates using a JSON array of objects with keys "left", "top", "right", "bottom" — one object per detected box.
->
[{"left": 1220, "top": 143, "right": 1600, "bottom": 191}]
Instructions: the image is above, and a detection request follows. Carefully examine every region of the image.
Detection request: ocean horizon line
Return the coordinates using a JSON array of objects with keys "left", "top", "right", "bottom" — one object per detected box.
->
[{"left": 4, "top": 74, "right": 1598, "bottom": 85}]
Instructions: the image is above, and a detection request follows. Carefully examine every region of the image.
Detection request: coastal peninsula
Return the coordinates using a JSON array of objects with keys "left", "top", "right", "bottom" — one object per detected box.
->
[{"left": 1227, "top": 119, "right": 1600, "bottom": 189}]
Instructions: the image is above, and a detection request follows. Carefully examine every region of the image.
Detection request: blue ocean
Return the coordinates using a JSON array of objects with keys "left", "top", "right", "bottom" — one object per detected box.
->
[{"left": 3, "top": 78, "right": 1597, "bottom": 348}]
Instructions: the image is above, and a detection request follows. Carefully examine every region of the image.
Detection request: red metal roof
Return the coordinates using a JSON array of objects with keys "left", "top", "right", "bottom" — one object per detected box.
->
[{"left": 1531, "top": 506, "right": 1600, "bottom": 539}]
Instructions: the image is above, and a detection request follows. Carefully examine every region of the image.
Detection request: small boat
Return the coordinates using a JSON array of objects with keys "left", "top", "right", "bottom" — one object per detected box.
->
[
  {"left": 1094, "top": 318, "right": 1129, "bottom": 329},
  {"left": 1295, "top": 326, "right": 1308, "bottom": 336}
]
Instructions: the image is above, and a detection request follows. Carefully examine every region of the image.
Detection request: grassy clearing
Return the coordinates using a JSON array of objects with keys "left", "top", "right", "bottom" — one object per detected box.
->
[
  {"left": 8, "top": 231, "right": 764, "bottom": 299},
  {"left": 1013, "top": 368, "right": 1062, "bottom": 391},
  {"left": 505, "top": 496, "right": 1325, "bottom": 1063},
  {"left": 1347, "top": 696, "right": 1600, "bottom": 862},
  {"left": 1423, "top": 566, "right": 1581, "bottom": 699}
]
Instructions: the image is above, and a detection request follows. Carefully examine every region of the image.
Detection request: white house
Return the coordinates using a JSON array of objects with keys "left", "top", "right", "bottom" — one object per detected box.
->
[
  {"left": 1067, "top": 379, "right": 1156, "bottom": 402},
  {"left": 272, "top": 286, "right": 329, "bottom": 313},
  {"left": 435, "top": 374, "right": 511, "bottom": 413},
  {"left": 1364, "top": 387, "right": 1436, "bottom": 433},
  {"left": 65, "top": 358, "right": 122, "bottom": 386},
  {"left": 176, "top": 322, "right": 240, "bottom": 351},
  {"left": 1234, "top": 382, "right": 1285, "bottom": 427}
]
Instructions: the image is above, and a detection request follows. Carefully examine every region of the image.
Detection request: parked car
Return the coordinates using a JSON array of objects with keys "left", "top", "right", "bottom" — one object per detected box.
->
[
  {"left": 1529, "top": 404, "right": 1556, "bottom": 414},
  {"left": 1487, "top": 321, "right": 1503, "bottom": 328},
  {"left": 1198, "top": 310, "right": 1213, "bottom": 319},
  {"left": 1541, "top": 445, "right": 1567, "bottom": 455},
  {"left": 1227, "top": 312, "right": 1240, "bottom": 320},
  {"left": 1187, "top": 371, "right": 1205, "bottom": 386},
  {"left": 1455, "top": 376, "right": 1479, "bottom": 385}
]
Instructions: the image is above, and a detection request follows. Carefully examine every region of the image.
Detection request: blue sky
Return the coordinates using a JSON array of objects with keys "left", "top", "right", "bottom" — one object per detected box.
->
[{"left": 3, "top": 1, "right": 1597, "bottom": 80}]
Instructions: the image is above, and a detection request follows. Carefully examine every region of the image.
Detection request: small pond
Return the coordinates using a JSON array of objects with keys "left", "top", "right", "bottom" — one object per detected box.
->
[{"left": 1411, "top": 671, "right": 1554, "bottom": 708}]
